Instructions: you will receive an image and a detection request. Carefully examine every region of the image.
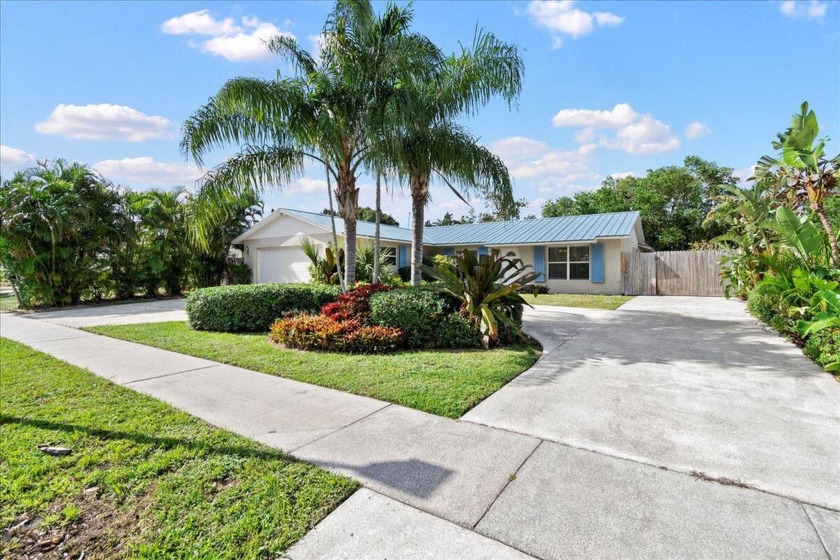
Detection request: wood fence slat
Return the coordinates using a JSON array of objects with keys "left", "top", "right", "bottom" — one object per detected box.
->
[{"left": 620, "top": 250, "right": 727, "bottom": 297}]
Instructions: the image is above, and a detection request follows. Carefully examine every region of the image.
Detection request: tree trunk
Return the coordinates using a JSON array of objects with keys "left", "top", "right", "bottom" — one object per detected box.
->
[
  {"left": 325, "top": 163, "right": 345, "bottom": 292},
  {"left": 410, "top": 171, "right": 430, "bottom": 286},
  {"left": 373, "top": 167, "right": 381, "bottom": 284},
  {"left": 813, "top": 202, "right": 840, "bottom": 268},
  {"left": 336, "top": 167, "right": 359, "bottom": 286}
]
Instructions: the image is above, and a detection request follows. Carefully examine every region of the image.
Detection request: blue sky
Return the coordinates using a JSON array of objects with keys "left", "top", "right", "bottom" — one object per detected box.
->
[{"left": 1, "top": 0, "right": 838, "bottom": 224}]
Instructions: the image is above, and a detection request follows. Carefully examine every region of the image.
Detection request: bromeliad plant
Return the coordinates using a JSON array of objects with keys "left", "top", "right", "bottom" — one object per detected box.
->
[{"left": 422, "top": 249, "right": 540, "bottom": 348}]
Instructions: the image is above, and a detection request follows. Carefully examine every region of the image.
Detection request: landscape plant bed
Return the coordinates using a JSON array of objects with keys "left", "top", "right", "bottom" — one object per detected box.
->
[
  {"left": 0, "top": 338, "right": 357, "bottom": 559},
  {"left": 86, "top": 321, "right": 540, "bottom": 418},
  {"left": 521, "top": 293, "right": 634, "bottom": 310}
]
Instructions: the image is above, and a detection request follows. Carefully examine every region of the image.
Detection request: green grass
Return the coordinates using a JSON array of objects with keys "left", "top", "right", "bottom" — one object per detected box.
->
[
  {"left": 86, "top": 322, "right": 539, "bottom": 419},
  {"left": 0, "top": 292, "right": 18, "bottom": 311},
  {"left": 0, "top": 337, "right": 357, "bottom": 559},
  {"left": 522, "top": 293, "right": 634, "bottom": 310}
]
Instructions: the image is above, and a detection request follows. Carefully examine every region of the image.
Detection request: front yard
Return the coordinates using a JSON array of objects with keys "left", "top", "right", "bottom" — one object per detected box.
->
[
  {"left": 522, "top": 293, "right": 634, "bottom": 310},
  {"left": 87, "top": 321, "right": 539, "bottom": 419},
  {"left": 0, "top": 338, "right": 357, "bottom": 558}
]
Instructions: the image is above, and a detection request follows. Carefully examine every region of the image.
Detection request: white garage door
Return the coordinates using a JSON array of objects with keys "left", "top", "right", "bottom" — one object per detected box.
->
[{"left": 257, "top": 247, "right": 311, "bottom": 283}]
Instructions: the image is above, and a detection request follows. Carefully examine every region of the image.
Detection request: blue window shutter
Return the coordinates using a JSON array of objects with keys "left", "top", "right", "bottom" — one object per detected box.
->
[
  {"left": 478, "top": 246, "right": 488, "bottom": 257},
  {"left": 443, "top": 247, "right": 455, "bottom": 256},
  {"left": 590, "top": 243, "right": 605, "bottom": 283},
  {"left": 398, "top": 245, "right": 408, "bottom": 268},
  {"left": 533, "top": 246, "right": 546, "bottom": 281}
]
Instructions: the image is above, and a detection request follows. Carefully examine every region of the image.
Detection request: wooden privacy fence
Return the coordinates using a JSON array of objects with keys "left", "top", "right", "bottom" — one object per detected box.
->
[{"left": 620, "top": 250, "right": 728, "bottom": 297}]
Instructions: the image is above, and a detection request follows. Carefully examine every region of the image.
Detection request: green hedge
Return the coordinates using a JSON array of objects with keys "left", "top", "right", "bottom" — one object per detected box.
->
[
  {"left": 186, "top": 283, "right": 340, "bottom": 332},
  {"left": 369, "top": 287, "right": 448, "bottom": 348},
  {"left": 433, "top": 313, "right": 482, "bottom": 349},
  {"left": 803, "top": 328, "right": 840, "bottom": 371}
]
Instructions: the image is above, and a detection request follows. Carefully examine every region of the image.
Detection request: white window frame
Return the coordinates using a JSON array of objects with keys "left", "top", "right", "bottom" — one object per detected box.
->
[
  {"left": 380, "top": 247, "right": 396, "bottom": 267},
  {"left": 547, "top": 245, "right": 590, "bottom": 281}
]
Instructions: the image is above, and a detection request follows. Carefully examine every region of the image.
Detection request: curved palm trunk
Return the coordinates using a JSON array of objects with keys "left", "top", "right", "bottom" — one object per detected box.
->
[
  {"left": 373, "top": 167, "right": 382, "bottom": 284},
  {"left": 410, "top": 170, "right": 430, "bottom": 286},
  {"left": 336, "top": 166, "right": 359, "bottom": 286},
  {"left": 813, "top": 202, "right": 840, "bottom": 268},
  {"left": 325, "top": 163, "right": 345, "bottom": 292}
]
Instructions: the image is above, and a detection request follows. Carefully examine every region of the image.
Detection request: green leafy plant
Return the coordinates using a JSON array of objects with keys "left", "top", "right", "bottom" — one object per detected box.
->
[
  {"left": 186, "top": 283, "right": 340, "bottom": 332},
  {"left": 798, "top": 289, "right": 840, "bottom": 337},
  {"left": 369, "top": 287, "right": 449, "bottom": 348},
  {"left": 268, "top": 314, "right": 404, "bottom": 354},
  {"left": 421, "top": 250, "right": 539, "bottom": 347}
]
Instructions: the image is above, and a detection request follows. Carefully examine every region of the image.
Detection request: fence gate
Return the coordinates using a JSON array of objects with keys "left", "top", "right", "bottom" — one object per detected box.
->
[{"left": 620, "top": 250, "right": 727, "bottom": 297}]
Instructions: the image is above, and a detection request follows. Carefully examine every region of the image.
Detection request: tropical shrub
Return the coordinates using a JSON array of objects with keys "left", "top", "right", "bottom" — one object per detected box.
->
[
  {"left": 0, "top": 160, "right": 119, "bottom": 306},
  {"left": 269, "top": 314, "right": 358, "bottom": 351},
  {"left": 803, "top": 328, "right": 840, "bottom": 372},
  {"left": 369, "top": 288, "right": 448, "bottom": 348},
  {"left": 343, "top": 325, "right": 405, "bottom": 353},
  {"left": 517, "top": 284, "right": 549, "bottom": 294},
  {"left": 322, "top": 283, "right": 391, "bottom": 322},
  {"left": 224, "top": 262, "right": 252, "bottom": 285},
  {"left": 269, "top": 314, "right": 403, "bottom": 353},
  {"left": 432, "top": 313, "right": 482, "bottom": 349},
  {"left": 422, "top": 250, "right": 538, "bottom": 347},
  {"left": 187, "top": 283, "right": 340, "bottom": 332}
]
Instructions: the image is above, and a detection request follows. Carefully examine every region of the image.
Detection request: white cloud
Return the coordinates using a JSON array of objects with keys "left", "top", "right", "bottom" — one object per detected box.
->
[
  {"left": 685, "top": 121, "right": 712, "bottom": 139},
  {"left": 162, "top": 10, "right": 294, "bottom": 61},
  {"left": 525, "top": 1, "right": 623, "bottom": 48},
  {"left": 608, "top": 171, "right": 640, "bottom": 180},
  {"left": 552, "top": 103, "right": 681, "bottom": 155},
  {"left": 0, "top": 145, "right": 35, "bottom": 175},
  {"left": 489, "top": 136, "right": 601, "bottom": 196},
  {"left": 286, "top": 177, "right": 327, "bottom": 196},
  {"left": 779, "top": 0, "right": 828, "bottom": 19},
  {"left": 35, "top": 104, "right": 173, "bottom": 142},
  {"left": 94, "top": 157, "right": 202, "bottom": 187},
  {"left": 734, "top": 165, "right": 757, "bottom": 186}
]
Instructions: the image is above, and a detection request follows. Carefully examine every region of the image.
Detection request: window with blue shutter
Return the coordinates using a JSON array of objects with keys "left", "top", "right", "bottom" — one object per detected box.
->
[
  {"left": 590, "top": 243, "right": 605, "bottom": 283},
  {"left": 443, "top": 247, "right": 455, "bottom": 256},
  {"left": 478, "top": 246, "right": 488, "bottom": 257},
  {"left": 533, "top": 246, "right": 546, "bottom": 281},
  {"left": 398, "top": 245, "right": 408, "bottom": 268}
]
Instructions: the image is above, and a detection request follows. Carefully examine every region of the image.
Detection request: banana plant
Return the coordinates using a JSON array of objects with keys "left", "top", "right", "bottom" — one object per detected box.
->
[
  {"left": 422, "top": 249, "right": 540, "bottom": 347},
  {"left": 798, "top": 288, "right": 840, "bottom": 337}
]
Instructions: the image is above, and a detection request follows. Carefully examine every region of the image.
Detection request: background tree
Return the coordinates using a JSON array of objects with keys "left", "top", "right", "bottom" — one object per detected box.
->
[
  {"left": 0, "top": 160, "right": 118, "bottom": 306},
  {"left": 322, "top": 206, "right": 399, "bottom": 226},
  {"left": 542, "top": 156, "right": 737, "bottom": 250}
]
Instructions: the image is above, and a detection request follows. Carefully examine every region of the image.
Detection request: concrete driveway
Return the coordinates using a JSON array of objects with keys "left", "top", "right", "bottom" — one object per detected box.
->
[
  {"left": 465, "top": 296, "right": 840, "bottom": 512},
  {"left": 23, "top": 298, "right": 187, "bottom": 327}
]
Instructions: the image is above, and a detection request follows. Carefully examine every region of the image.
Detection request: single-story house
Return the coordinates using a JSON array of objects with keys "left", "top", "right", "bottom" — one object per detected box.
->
[{"left": 232, "top": 208, "right": 646, "bottom": 295}]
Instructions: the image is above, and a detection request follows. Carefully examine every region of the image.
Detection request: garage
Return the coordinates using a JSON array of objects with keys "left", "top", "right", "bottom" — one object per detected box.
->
[{"left": 256, "top": 247, "right": 311, "bottom": 283}]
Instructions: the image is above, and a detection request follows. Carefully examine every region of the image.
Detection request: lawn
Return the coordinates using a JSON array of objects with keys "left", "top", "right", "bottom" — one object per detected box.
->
[
  {"left": 1, "top": 291, "right": 18, "bottom": 311},
  {"left": 0, "top": 338, "right": 357, "bottom": 559},
  {"left": 86, "top": 321, "right": 540, "bottom": 419},
  {"left": 521, "top": 293, "right": 634, "bottom": 310}
]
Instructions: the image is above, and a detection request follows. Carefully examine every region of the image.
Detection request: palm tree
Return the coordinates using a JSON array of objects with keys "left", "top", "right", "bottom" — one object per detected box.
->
[
  {"left": 182, "top": 0, "right": 437, "bottom": 287},
  {"left": 389, "top": 30, "right": 524, "bottom": 285},
  {"left": 756, "top": 102, "right": 840, "bottom": 267}
]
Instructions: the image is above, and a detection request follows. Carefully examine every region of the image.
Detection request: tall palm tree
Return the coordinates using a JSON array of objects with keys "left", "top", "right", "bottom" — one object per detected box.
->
[
  {"left": 389, "top": 30, "right": 524, "bottom": 285},
  {"left": 182, "top": 0, "right": 437, "bottom": 287}
]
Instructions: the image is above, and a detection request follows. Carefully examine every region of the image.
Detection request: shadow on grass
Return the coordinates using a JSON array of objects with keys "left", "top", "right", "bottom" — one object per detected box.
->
[{"left": 1, "top": 414, "right": 294, "bottom": 463}]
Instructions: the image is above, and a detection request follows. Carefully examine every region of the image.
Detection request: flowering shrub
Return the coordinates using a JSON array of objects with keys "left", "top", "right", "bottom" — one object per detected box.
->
[
  {"left": 269, "top": 312, "right": 403, "bottom": 353},
  {"left": 321, "top": 283, "right": 392, "bottom": 321}
]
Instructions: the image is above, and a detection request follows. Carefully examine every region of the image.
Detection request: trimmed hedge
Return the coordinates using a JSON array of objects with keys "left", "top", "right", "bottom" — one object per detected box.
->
[
  {"left": 186, "top": 283, "right": 340, "bottom": 332},
  {"left": 369, "top": 288, "right": 448, "bottom": 348},
  {"left": 433, "top": 313, "right": 482, "bottom": 349}
]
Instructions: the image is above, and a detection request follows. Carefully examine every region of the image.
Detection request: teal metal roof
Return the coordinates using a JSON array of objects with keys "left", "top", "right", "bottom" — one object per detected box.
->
[
  {"left": 278, "top": 208, "right": 414, "bottom": 243},
  {"left": 423, "top": 211, "right": 640, "bottom": 246},
  {"left": 257, "top": 208, "right": 639, "bottom": 246}
]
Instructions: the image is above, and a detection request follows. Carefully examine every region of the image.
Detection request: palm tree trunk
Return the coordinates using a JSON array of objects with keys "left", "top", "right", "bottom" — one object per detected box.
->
[
  {"left": 813, "top": 202, "right": 840, "bottom": 268},
  {"left": 373, "top": 166, "right": 381, "bottom": 284},
  {"left": 410, "top": 172, "right": 429, "bottom": 286},
  {"left": 336, "top": 169, "right": 359, "bottom": 286},
  {"left": 325, "top": 163, "right": 345, "bottom": 292}
]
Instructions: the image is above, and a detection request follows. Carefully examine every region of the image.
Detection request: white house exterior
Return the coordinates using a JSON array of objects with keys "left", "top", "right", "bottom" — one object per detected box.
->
[{"left": 232, "top": 208, "right": 646, "bottom": 295}]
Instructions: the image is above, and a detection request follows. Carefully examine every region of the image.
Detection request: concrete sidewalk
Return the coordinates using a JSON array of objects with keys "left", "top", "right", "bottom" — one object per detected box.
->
[{"left": 2, "top": 302, "right": 838, "bottom": 559}]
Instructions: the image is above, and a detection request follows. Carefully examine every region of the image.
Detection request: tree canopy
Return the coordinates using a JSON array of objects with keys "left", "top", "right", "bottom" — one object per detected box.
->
[{"left": 542, "top": 156, "right": 737, "bottom": 250}]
